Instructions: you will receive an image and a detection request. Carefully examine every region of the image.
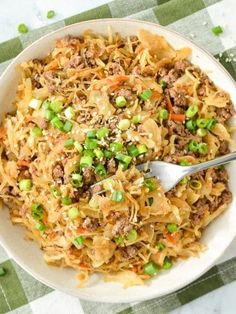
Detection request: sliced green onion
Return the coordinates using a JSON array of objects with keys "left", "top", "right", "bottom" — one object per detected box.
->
[
  {"left": 186, "top": 119, "right": 197, "bottom": 131},
  {"left": 111, "top": 190, "right": 125, "bottom": 202},
  {"left": 137, "top": 144, "right": 148, "bottom": 155},
  {"left": 144, "top": 178, "right": 157, "bottom": 192},
  {"left": 127, "top": 229, "right": 138, "bottom": 242},
  {"left": 84, "top": 138, "right": 98, "bottom": 150},
  {"left": 62, "top": 196, "right": 72, "bottom": 206},
  {"left": 42, "top": 100, "right": 51, "bottom": 110},
  {"left": 83, "top": 150, "right": 95, "bottom": 158},
  {"left": 68, "top": 207, "right": 79, "bottom": 220},
  {"left": 0, "top": 267, "right": 6, "bottom": 276},
  {"left": 188, "top": 140, "right": 198, "bottom": 152},
  {"left": 167, "top": 223, "right": 178, "bottom": 233},
  {"left": 31, "top": 127, "right": 42, "bottom": 137},
  {"left": 18, "top": 23, "right": 28, "bottom": 34},
  {"left": 63, "top": 121, "right": 73, "bottom": 133},
  {"left": 71, "top": 173, "right": 83, "bottom": 188},
  {"left": 206, "top": 119, "right": 216, "bottom": 130},
  {"left": 118, "top": 162, "right": 128, "bottom": 171},
  {"left": 45, "top": 109, "right": 56, "bottom": 121},
  {"left": 95, "top": 164, "right": 107, "bottom": 177},
  {"left": 87, "top": 130, "right": 97, "bottom": 138},
  {"left": 163, "top": 257, "right": 172, "bottom": 270},
  {"left": 196, "top": 118, "right": 209, "bottom": 129},
  {"left": 115, "top": 96, "right": 127, "bottom": 107},
  {"left": 114, "top": 236, "right": 124, "bottom": 245},
  {"left": 35, "top": 222, "right": 46, "bottom": 232},
  {"left": 104, "top": 150, "right": 113, "bottom": 159},
  {"left": 212, "top": 25, "right": 223, "bottom": 36},
  {"left": 64, "top": 106, "right": 74, "bottom": 119},
  {"left": 74, "top": 235, "right": 84, "bottom": 247},
  {"left": 186, "top": 104, "right": 198, "bottom": 118},
  {"left": 147, "top": 197, "right": 154, "bottom": 206},
  {"left": 31, "top": 204, "right": 44, "bottom": 221},
  {"left": 159, "top": 108, "right": 168, "bottom": 120},
  {"left": 115, "top": 154, "right": 132, "bottom": 166},
  {"left": 19, "top": 179, "right": 32, "bottom": 191},
  {"left": 198, "top": 143, "right": 208, "bottom": 155},
  {"left": 156, "top": 242, "right": 165, "bottom": 251},
  {"left": 50, "top": 100, "right": 62, "bottom": 113},
  {"left": 127, "top": 145, "right": 139, "bottom": 157},
  {"left": 80, "top": 156, "right": 93, "bottom": 168},
  {"left": 94, "top": 148, "right": 104, "bottom": 159},
  {"left": 131, "top": 115, "right": 141, "bottom": 124},
  {"left": 179, "top": 160, "right": 190, "bottom": 166},
  {"left": 189, "top": 179, "right": 202, "bottom": 190},
  {"left": 197, "top": 128, "right": 207, "bottom": 137},
  {"left": 118, "top": 119, "right": 130, "bottom": 131},
  {"left": 64, "top": 138, "right": 75, "bottom": 147},
  {"left": 143, "top": 261, "right": 158, "bottom": 276},
  {"left": 140, "top": 89, "right": 152, "bottom": 101},
  {"left": 160, "top": 79, "right": 167, "bottom": 90},
  {"left": 29, "top": 98, "right": 42, "bottom": 110},
  {"left": 51, "top": 187, "right": 61, "bottom": 197},
  {"left": 47, "top": 10, "right": 55, "bottom": 19},
  {"left": 180, "top": 177, "right": 188, "bottom": 185},
  {"left": 110, "top": 142, "right": 123, "bottom": 152},
  {"left": 96, "top": 127, "right": 109, "bottom": 139},
  {"left": 74, "top": 141, "right": 83, "bottom": 153},
  {"left": 51, "top": 116, "right": 64, "bottom": 130}
]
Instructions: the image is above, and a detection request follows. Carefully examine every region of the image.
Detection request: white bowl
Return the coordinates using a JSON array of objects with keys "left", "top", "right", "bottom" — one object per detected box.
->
[{"left": 0, "top": 19, "right": 236, "bottom": 303}]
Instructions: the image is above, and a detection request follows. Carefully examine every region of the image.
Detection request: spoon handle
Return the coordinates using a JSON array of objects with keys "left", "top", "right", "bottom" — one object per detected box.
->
[{"left": 186, "top": 151, "right": 236, "bottom": 176}]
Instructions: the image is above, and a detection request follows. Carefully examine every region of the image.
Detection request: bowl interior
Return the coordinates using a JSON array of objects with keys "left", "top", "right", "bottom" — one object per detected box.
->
[{"left": 0, "top": 19, "right": 236, "bottom": 303}]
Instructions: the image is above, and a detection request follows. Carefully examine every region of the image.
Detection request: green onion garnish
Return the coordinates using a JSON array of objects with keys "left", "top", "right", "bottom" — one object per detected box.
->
[
  {"left": 131, "top": 115, "right": 141, "bottom": 124},
  {"left": 31, "top": 127, "right": 42, "bottom": 137},
  {"left": 196, "top": 118, "right": 209, "bottom": 129},
  {"left": 180, "top": 177, "right": 188, "bottom": 185},
  {"left": 51, "top": 116, "right": 64, "bottom": 130},
  {"left": 212, "top": 25, "right": 223, "bottom": 36},
  {"left": 35, "top": 222, "right": 46, "bottom": 232},
  {"left": 156, "top": 242, "right": 165, "bottom": 251},
  {"left": 18, "top": 23, "right": 28, "bottom": 34},
  {"left": 64, "top": 106, "right": 74, "bottom": 119},
  {"left": 74, "top": 235, "right": 84, "bottom": 247},
  {"left": 166, "top": 223, "right": 178, "bottom": 233},
  {"left": 111, "top": 190, "right": 125, "bottom": 202},
  {"left": 68, "top": 207, "right": 79, "bottom": 220},
  {"left": 143, "top": 261, "right": 158, "bottom": 276},
  {"left": 104, "top": 150, "right": 113, "bottom": 159},
  {"left": 160, "top": 79, "right": 167, "bottom": 90},
  {"left": 50, "top": 100, "right": 63, "bottom": 113},
  {"left": 71, "top": 173, "right": 83, "bottom": 188},
  {"left": 140, "top": 89, "right": 152, "bottom": 101},
  {"left": 19, "top": 179, "right": 32, "bottom": 191},
  {"left": 115, "top": 96, "right": 127, "bottom": 107},
  {"left": 87, "top": 130, "right": 97, "bottom": 138},
  {"left": 127, "top": 229, "right": 138, "bottom": 242},
  {"left": 63, "top": 121, "right": 73, "bottom": 133},
  {"left": 95, "top": 164, "right": 107, "bottom": 177},
  {"left": 74, "top": 141, "right": 83, "bottom": 153},
  {"left": 51, "top": 187, "right": 61, "bottom": 197},
  {"left": 127, "top": 145, "right": 139, "bottom": 157},
  {"left": 163, "top": 257, "right": 172, "bottom": 270},
  {"left": 115, "top": 153, "right": 132, "bottom": 166},
  {"left": 159, "top": 108, "right": 168, "bottom": 120},
  {"left": 80, "top": 156, "right": 93, "bottom": 168},
  {"left": 94, "top": 148, "right": 104, "bottom": 159},
  {"left": 197, "top": 128, "right": 207, "bottom": 137},
  {"left": 198, "top": 143, "right": 208, "bottom": 155},
  {"left": 186, "top": 104, "right": 198, "bottom": 118},
  {"left": 137, "top": 144, "right": 148, "bottom": 155},
  {"left": 144, "top": 178, "right": 157, "bottom": 192},
  {"left": 84, "top": 138, "right": 98, "bottom": 150},
  {"left": 110, "top": 142, "right": 123, "bottom": 152},
  {"left": 188, "top": 140, "right": 198, "bottom": 152},
  {"left": 179, "top": 160, "right": 189, "bottom": 166},
  {"left": 186, "top": 120, "right": 197, "bottom": 131},
  {"left": 206, "top": 119, "right": 216, "bottom": 130},
  {"left": 62, "top": 196, "right": 72, "bottom": 206},
  {"left": 96, "top": 127, "right": 109, "bottom": 139},
  {"left": 64, "top": 138, "right": 75, "bottom": 147},
  {"left": 42, "top": 100, "right": 51, "bottom": 110},
  {"left": 45, "top": 109, "right": 56, "bottom": 121},
  {"left": 83, "top": 150, "right": 95, "bottom": 158},
  {"left": 31, "top": 204, "right": 44, "bottom": 221},
  {"left": 47, "top": 10, "right": 55, "bottom": 19}
]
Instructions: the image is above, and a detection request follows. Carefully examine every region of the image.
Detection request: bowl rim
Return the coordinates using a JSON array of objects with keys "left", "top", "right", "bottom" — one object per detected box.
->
[{"left": 0, "top": 17, "right": 236, "bottom": 303}]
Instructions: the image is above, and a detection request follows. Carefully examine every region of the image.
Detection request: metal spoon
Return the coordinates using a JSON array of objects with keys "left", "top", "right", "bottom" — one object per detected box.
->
[{"left": 91, "top": 151, "right": 236, "bottom": 192}]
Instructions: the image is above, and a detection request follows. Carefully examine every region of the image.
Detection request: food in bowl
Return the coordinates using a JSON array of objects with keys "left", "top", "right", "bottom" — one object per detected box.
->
[{"left": 0, "top": 28, "right": 234, "bottom": 287}]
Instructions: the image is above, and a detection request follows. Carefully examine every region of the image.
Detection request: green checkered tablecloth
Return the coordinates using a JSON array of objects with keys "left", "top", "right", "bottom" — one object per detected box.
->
[{"left": 0, "top": 0, "right": 236, "bottom": 313}]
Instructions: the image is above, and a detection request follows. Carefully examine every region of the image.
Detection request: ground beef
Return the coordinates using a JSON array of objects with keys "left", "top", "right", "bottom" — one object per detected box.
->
[
  {"left": 197, "top": 84, "right": 206, "bottom": 97},
  {"left": 82, "top": 167, "right": 95, "bottom": 185},
  {"left": 112, "top": 217, "right": 132, "bottom": 236},
  {"left": 162, "top": 69, "right": 179, "bottom": 86},
  {"left": 107, "top": 159, "right": 117, "bottom": 174},
  {"left": 114, "top": 88, "right": 133, "bottom": 100},
  {"left": 191, "top": 197, "right": 210, "bottom": 225},
  {"left": 219, "top": 140, "right": 230, "bottom": 155},
  {"left": 108, "top": 62, "right": 123, "bottom": 75},
  {"left": 77, "top": 111, "right": 92, "bottom": 123},
  {"left": 120, "top": 245, "right": 138, "bottom": 261},
  {"left": 211, "top": 168, "right": 228, "bottom": 184},
  {"left": 52, "top": 163, "right": 64, "bottom": 184},
  {"left": 131, "top": 66, "right": 141, "bottom": 75},
  {"left": 91, "top": 184, "right": 103, "bottom": 195},
  {"left": 64, "top": 55, "right": 84, "bottom": 70},
  {"left": 174, "top": 59, "right": 191, "bottom": 72},
  {"left": 168, "top": 88, "right": 187, "bottom": 108},
  {"left": 166, "top": 120, "right": 189, "bottom": 137},
  {"left": 37, "top": 118, "right": 48, "bottom": 130},
  {"left": 82, "top": 217, "right": 99, "bottom": 231},
  {"left": 215, "top": 102, "right": 235, "bottom": 123}
]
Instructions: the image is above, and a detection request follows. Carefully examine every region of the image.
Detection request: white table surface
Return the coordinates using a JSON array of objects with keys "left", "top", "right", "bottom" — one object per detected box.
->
[{"left": 1, "top": 0, "right": 236, "bottom": 313}]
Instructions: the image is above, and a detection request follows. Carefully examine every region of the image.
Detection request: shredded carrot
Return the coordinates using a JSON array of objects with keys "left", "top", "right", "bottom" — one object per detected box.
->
[
  {"left": 79, "top": 262, "right": 89, "bottom": 268},
  {"left": 17, "top": 160, "right": 30, "bottom": 167},
  {"left": 170, "top": 113, "right": 186, "bottom": 122},
  {"left": 76, "top": 227, "right": 87, "bottom": 233},
  {"left": 151, "top": 91, "right": 162, "bottom": 101},
  {"left": 0, "top": 127, "right": 6, "bottom": 141},
  {"left": 166, "top": 95, "right": 173, "bottom": 112},
  {"left": 165, "top": 232, "right": 180, "bottom": 245}
]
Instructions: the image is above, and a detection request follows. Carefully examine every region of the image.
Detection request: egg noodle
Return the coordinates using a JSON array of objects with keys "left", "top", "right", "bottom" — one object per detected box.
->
[{"left": 0, "top": 28, "right": 234, "bottom": 287}]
